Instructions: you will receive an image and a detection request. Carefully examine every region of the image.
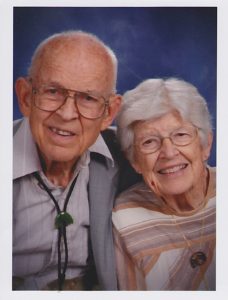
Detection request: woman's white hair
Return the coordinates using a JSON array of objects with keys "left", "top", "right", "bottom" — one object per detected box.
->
[{"left": 116, "top": 78, "right": 213, "bottom": 163}]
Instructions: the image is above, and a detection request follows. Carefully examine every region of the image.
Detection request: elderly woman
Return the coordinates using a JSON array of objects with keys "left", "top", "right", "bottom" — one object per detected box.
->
[{"left": 112, "top": 78, "right": 215, "bottom": 290}]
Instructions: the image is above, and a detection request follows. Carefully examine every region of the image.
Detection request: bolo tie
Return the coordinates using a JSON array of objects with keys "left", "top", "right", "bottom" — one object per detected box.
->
[{"left": 34, "top": 172, "right": 79, "bottom": 290}]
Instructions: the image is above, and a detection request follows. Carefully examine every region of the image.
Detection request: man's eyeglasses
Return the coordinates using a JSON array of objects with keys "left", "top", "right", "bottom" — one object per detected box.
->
[
  {"left": 134, "top": 125, "right": 199, "bottom": 154},
  {"left": 31, "top": 83, "right": 109, "bottom": 119}
]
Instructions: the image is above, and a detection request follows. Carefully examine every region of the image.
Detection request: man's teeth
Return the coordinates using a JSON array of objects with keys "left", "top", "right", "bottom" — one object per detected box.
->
[
  {"left": 159, "top": 164, "right": 187, "bottom": 174},
  {"left": 51, "top": 127, "right": 74, "bottom": 136}
]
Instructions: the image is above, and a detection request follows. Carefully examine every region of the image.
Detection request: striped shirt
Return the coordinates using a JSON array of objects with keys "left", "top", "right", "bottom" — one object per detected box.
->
[
  {"left": 112, "top": 167, "right": 216, "bottom": 290},
  {"left": 13, "top": 118, "right": 113, "bottom": 290}
]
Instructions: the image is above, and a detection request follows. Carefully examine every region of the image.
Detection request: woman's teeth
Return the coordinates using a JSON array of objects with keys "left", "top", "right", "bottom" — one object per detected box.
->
[{"left": 159, "top": 164, "right": 187, "bottom": 174}]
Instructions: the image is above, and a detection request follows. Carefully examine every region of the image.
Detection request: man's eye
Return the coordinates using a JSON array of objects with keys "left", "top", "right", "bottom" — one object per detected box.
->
[
  {"left": 43, "top": 87, "right": 58, "bottom": 95},
  {"left": 47, "top": 87, "right": 59, "bottom": 94},
  {"left": 84, "top": 95, "right": 98, "bottom": 102},
  {"left": 43, "top": 87, "right": 66, "bottom": 99}
]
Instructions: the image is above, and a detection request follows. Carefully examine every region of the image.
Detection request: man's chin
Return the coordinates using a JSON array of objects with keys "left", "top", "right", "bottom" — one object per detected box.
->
[{"left": 40, "top": 148, "right": 80, "bottom": 166}]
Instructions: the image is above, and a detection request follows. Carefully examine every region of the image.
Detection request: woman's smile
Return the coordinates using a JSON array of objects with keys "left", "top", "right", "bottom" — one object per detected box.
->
[{"left": 157, "top": 163, "right": 188, "bottom": 175}]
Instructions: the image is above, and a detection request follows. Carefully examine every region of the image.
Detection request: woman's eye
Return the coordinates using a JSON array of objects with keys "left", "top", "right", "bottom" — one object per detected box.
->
[
  {"left": 174, "top": 132, "right": 191, "bottom": 138},
  {"left": 176, "top": 132, "right": 188, "bottom": 137},
  {"left": 142, "top": 138, "right": 158, "bottom": 146}
]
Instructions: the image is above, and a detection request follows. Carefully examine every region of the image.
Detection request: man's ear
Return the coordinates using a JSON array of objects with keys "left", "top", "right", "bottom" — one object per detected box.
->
[
  {"left": 101, "top": 94, "right": 122, "bottom": 130},
  {"left": 15, "top": 77, "right": 32, "bottom": 117},
  {"left": 202, "top": 132, "right": 213, "bottom": 161}
]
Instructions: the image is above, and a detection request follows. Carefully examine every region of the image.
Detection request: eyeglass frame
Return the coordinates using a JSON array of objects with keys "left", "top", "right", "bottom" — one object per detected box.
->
[
  {"left": 134, "top": 125, "right": 200, "bottom": 154},
  {"left": 28, "top": 78, "right": 110, "bottom": 120}
]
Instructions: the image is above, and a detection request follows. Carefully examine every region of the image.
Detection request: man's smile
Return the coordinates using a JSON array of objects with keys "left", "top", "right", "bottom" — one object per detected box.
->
[{"left": 49, "top": 126, "right": 76, "bottom": 136}]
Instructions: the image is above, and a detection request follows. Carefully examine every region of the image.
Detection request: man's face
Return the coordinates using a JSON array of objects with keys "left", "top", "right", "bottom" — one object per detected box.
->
[{"left": 17, "top": 43, "right": 119, "bottom": 166}]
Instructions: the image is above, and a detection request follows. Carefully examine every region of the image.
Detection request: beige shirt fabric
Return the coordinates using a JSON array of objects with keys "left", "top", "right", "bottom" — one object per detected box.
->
[
  {"left": 13, "top": 118, "right": 113, "bottom": 290},
  {"left": 113, "top": 167, "right": 216, "bottom": 290}
]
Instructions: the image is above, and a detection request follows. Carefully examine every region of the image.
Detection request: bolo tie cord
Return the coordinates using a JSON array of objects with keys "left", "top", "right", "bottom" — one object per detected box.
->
[{"left": 34, "top": 172, "right": 79, "bottom": 290}]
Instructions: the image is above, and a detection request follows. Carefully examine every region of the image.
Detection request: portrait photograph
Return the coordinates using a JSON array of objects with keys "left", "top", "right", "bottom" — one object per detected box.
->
[{"left": 1, "top": 1, "right": 228, "bottom": 300}]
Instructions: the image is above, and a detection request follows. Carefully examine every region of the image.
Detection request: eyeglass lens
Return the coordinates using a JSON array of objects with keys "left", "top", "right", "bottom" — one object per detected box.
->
[
  {"left": 33, "top": 85, "right": 106, "bottom": 119},
  {"left": 137, "top": 126, "right": 197, "bottom": 153}
]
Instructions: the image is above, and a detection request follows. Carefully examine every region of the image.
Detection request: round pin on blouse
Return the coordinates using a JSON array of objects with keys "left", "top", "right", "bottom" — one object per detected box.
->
[{"left": 190, "top": 251, "right": 207, "bottom": 268}]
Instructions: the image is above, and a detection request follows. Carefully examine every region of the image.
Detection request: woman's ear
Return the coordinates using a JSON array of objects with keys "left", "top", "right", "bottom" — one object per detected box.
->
[
  {"left": 131, "top": 160, "right": 142, "bottom": 174},
  {"left": 202, "top": 132, "right": 213, "bottom": 161},
  {"left": 101, "top": 94, "right": 122, "bottom": 130},
  {"left": 15, "top": 77, "right": 32, "bottom": 117}
]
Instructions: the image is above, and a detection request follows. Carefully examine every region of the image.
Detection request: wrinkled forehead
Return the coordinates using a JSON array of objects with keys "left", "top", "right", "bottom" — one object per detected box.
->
[
  {"left": 31, "top": 38, "right": 114, "bottom": 93},
  {"left": 33, "top": 36, "right": 111, "bottom": 64}
]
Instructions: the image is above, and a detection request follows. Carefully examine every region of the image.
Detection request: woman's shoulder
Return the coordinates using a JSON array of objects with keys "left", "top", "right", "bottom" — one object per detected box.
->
[
  {"left": 113, "top": 181, "right": 161, "bottom": 210},
  {"left": 112, "top": 181, "right": 164, "bottom": 232},
  {"left": 207, "top": 165, "right": 216, "bottom": 201}
]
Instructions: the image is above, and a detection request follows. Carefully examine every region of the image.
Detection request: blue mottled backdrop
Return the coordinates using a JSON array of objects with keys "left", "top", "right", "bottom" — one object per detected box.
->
[{"left": 13, "top": 7, "right": 217, "bottom": 166}]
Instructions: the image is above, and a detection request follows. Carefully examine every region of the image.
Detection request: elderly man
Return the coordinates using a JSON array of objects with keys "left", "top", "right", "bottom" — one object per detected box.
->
[{"left": 13, "top": 30, "right": 126, "bottom": 290}]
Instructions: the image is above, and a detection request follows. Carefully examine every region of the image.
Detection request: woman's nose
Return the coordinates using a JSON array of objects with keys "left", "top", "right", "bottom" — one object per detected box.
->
[{"left": 159, "top": 137, "right": 179, "bottom": 159}]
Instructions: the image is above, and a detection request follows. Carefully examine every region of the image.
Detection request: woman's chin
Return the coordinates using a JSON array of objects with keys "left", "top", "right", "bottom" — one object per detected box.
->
[{"left": 150, "top": 181, "right": 192, "bottom": 198}]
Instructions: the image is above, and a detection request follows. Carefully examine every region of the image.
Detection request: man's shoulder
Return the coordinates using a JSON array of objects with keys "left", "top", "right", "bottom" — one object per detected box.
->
[
  {"left": 101, "top": 127, "right": 142, "bottom": 192},
  {"left": 101, "top": 126, "right": 120, "bottom": 161},
  {"left": 114, "top": 181, "right": 149, "bottom": 207},
  {"left": 13, "top": 118, "right": 23, "bottom": 136}
]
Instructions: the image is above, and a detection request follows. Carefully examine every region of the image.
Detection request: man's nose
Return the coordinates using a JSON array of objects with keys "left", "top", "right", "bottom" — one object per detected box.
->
[
  {"left": 55, "top": 95, "right": 79, "bottom": 120},
  {"left": 159, "top": 137, "right": 179, "bottom": 159}
]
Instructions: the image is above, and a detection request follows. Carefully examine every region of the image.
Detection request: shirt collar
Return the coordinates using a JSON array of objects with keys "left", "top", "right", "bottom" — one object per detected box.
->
[
  {"left": 89, "top": 133, "right": 114, "bottom": 167},
  {"left": 13, "top": 118, "right": 41, "bottom": 180},
  {"left": 13, "top": 118, "right": 114, "bottom": 180}
]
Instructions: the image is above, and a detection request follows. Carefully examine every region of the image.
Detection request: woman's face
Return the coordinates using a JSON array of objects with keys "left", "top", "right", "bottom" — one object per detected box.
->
[{"left": 132, "top": 112, "right": 212, "bottom": 198}]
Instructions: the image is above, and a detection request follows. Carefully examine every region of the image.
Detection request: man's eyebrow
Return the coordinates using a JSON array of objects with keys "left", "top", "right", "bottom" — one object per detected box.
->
[
  {"left": 46, "top": 81, "right": 64, "bottom": 87},
  {"left": 41, "top": 83, "right": 103, "bottom": 97},
  {"left": 80, "top": 89, "right": 104, "bottom": 98}
]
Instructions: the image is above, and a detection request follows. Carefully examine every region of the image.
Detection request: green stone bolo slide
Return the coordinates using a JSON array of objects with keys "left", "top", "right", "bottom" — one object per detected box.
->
[{"left": 55, "top": 212, "right": 74, "bottom": 229}]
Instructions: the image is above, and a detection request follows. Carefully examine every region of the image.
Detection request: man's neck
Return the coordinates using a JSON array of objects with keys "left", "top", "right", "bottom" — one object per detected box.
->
[{"left": 41, "top": 159, "right": 77, "bottom": 188}]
